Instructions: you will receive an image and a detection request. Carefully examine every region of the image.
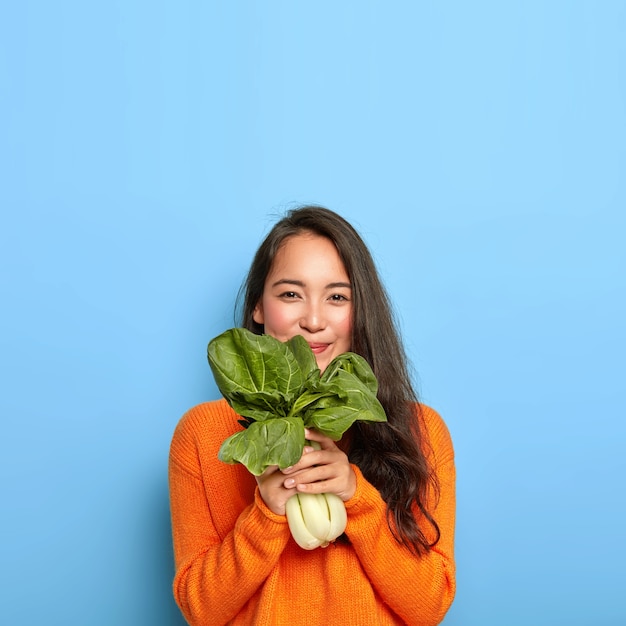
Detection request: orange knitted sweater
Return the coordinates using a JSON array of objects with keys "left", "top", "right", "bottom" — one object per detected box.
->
[{"left": 169, "top": 399, "right": 455, "bottom": 626}]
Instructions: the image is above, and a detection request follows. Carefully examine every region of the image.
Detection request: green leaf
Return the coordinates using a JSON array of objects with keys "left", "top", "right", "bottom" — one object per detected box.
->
[
  {"left": 208, "top": 329, "right": 307, "bottom": 405},
  {"left": 226, "top": 389, "right": 293, "bottom": 421},
  {"left": 304, "top": 399, "right": 387, "bottom": 439},
  {"left": 217, "top": 417, "right": 306, "bottom": 475},
  {"left": 207, "top": 328, "right": 388, "bottom": 474},
  {"left": 286, "top": 334, "right": 319, "bottom": 379},
  {"left": 321, "top": 352, "right": 379, "bottom": 395},
  {"left": 303, "top": 369, "right": 387, "bottom": 439}
]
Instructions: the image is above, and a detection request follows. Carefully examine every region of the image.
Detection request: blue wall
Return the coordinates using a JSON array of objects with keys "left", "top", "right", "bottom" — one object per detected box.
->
[{"left": 2, "top": 2, "right": 624, "bottom": 624}]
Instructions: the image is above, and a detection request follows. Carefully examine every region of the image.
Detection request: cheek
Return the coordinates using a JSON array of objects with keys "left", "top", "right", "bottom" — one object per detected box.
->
[
  {"left": 333, "top": 312, "right": 353, "bottom": 344},
  {"left": 336, "top": 313, "right": 352, "bottom": 333},
  {"left": 260, "top": 300, "right": 297, "bottom": 337}
]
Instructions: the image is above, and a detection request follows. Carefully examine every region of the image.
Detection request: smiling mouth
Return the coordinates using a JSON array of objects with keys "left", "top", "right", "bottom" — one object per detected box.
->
[{"left": 308, "top": 343, "right": 329, "bottom": 354}]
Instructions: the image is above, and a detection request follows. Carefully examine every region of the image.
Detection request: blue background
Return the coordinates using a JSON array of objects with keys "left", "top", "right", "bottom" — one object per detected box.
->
[{"left": 1, "top": 2, "right": 625, "bottom": 624}]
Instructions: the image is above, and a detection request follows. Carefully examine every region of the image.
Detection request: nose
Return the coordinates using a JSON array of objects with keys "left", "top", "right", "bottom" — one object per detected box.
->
[{"left": 299, "top": 303, "right": 326, "bottom": 332}]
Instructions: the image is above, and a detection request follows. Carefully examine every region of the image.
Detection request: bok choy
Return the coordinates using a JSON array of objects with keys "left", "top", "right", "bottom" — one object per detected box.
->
[{"left": 207, "top": 327, "right": 387, "bottom": 548}]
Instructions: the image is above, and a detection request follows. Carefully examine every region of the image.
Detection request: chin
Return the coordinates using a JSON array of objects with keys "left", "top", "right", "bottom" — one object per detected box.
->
[{"left": 314, "top": 356, "right": 333, "bottom": 373}]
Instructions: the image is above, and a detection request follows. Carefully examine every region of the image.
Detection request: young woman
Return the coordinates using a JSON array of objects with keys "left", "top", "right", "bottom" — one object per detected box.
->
[{"left": 169, "top": 206, "right": 456, "bottom": 625}]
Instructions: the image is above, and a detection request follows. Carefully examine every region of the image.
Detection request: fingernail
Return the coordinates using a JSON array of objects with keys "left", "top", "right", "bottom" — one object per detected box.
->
[
  {"left": 303, "top": 446, "right": 313, "bottom": 454},
  {"left": 284, "top": 478, "right": 295, "bottom": 488}
]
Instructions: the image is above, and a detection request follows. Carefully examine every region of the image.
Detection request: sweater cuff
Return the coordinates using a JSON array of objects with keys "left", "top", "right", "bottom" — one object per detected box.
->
[
  {"left": 231, "top": 487, "right": 290, "bottom": 559},
  {"left": 253, "top": 486, "right": 289, "bottom": 525},
  {"left": 344, "top": 464, "right": 386, "bottom": 515}
]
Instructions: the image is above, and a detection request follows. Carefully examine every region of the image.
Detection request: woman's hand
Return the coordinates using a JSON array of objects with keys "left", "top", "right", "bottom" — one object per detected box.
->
[
  {"left": 255, "top": 429, "right": 356, "bottom": 516},
  {"left": 281, "top": 429, "right": 356, "bottom": 502},
  {"left": 254, "top": 463, "right": 298, "bottom": 516}
]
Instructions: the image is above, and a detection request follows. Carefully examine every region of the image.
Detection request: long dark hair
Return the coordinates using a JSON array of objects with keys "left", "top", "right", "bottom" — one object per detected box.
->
[{"left": 239, "top": 205, "right": 440, "bottom": 554}]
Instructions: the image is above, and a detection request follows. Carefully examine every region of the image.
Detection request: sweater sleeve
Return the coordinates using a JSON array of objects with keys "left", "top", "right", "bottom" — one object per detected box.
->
[
  {"left": 168, "top": 406, "right": 291, "bottom": 626},
  {"left": 343, "top": 406, "right": 456, "bottom": 626}
]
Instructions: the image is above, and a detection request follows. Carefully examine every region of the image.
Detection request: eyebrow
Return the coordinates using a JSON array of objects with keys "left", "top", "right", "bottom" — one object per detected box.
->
[{"left": 271, "top": 279, "right": 352, "bottom": 290}]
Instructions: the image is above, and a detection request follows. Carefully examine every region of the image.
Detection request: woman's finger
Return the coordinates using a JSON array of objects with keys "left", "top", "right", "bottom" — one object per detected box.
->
[{"left": 304, "top": 428, "right": 338, "bottom": 449}]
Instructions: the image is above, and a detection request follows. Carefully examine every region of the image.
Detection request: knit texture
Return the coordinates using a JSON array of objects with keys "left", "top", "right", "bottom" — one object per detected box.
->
[{"left": 169, "top": 399, "right": 456, "bottom": 626}]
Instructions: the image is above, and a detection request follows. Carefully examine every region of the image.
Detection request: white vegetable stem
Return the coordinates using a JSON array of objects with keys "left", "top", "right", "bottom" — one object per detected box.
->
[
  {"left": 284, "top": 440, "right": 348, "bottom": 550},
  {"left": 286, "top": 492, "right": 347, "bottom": 550}
]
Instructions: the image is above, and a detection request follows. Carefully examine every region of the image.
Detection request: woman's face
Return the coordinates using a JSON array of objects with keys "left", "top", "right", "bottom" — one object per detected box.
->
[{"left": 253, "top": 233, "right": 353, "bottom": 373}]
